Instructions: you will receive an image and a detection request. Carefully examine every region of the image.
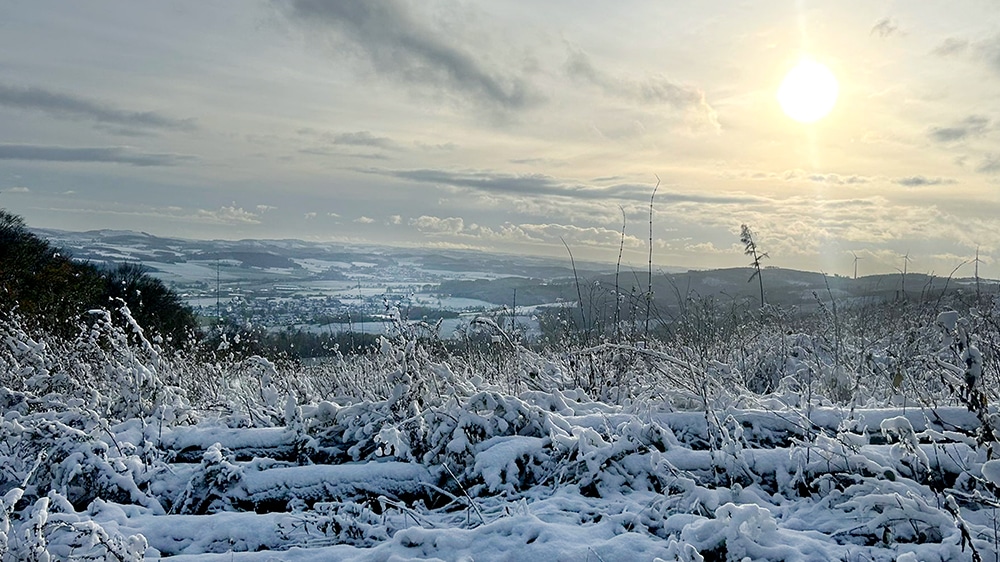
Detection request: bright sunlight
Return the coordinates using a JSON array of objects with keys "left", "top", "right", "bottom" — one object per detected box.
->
[{"left": 777, "top": 57, "right": 839, "bottom": 123}]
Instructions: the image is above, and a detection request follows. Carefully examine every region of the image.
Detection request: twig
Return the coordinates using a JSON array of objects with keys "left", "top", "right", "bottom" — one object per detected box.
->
[
  {"left": 588, "top": 547, "right": 609, "bottom": 562},
  {"left": 645, "top": 176, "right": 660, "bottom": 339},
  {"left": 615, "top": 205, "right": 626, "bottom": 343},
  {"left": 443, "top": 462, "right": 486, "bottom": 525},
  {"left": 945, "top": 494, "right": 984, "bottom": 562},
  {"left": 561, "top": 237, "right": 588, "bottom": 344},
  {"left": 378, "top": 496, "right": 439, "bottom": 528}
]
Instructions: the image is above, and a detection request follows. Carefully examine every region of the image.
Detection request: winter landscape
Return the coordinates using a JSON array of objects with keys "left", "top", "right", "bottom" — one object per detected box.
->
[
  {"left": 4, "top": 1, "right": 1000, "bottom": 561},
  {"left": 2, "top": 217, "right": 1000, "bottom": 561}
]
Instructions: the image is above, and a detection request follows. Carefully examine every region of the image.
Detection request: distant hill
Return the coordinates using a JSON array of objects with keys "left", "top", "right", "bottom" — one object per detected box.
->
[
  {"left": 438, "top": 266, "right": 996, "bottom": 312},
  {"left": 31, "top": 228, "right": 604, "bottom": 283},
  {"left": 34, "top": 228, "right": 997, "bottom": 315}
]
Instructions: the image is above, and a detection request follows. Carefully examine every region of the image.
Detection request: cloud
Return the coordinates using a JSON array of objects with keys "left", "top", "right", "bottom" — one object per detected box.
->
[
  {"left": 746, "top": 169, "right": 954, "bottom": 188},
  {"left": 354, "top": 216, "right": 375, "bottom": 224},
  {"left": 652, "top": 191, "right": 1000, "bottom": 262},
  {"left": 893, "top": 176, "right": 956, "bottom": 187},
  {"left": 735, "top": 169, "right": 875, "bottom": 185},
  {"left": 388, "top": 214, "right": 402, "bottom": 225},
  {"left": 0, "top": 144, "right": 191, "bottom": 166},
  {"left": 278, "top": 0, "right": 536, "bottom": 111},
  {"left": 977, "top": 154, "right": 1000, "bottom": 174},
  {"left": 331, "top": 131, "right": 397, "bottom": 149},
  {"left": 0, "top": 84, "right": 195, "bottom": 131},
  {"left": 300, "top": 128, "right": 400, "bottom": 150},
  {"left": 937, "top": 35, "right": 1000, "bottom": 76},
  {"left": 403, "top": 212, "right": 644, "bottom": 250},
  {"left": 928, "top": 251, "right": 988, "bottom": 267},
  {"left": 304, "top": 212, "right": 317, "bottom": 219},
  {"left": 298, "top": 147, "right": 390, "bottom": 160},
  {"left": 564, "top": 49, "right": 719, "bottom": 129},
  {"left": 469, "top": 222, "right": 644, "bottom": 249},
  {"left": 414, "top": 141, "right": 458, "bottom": 151},
  {"left": 194, "top": 206, "right": 262, "bottom": 225},
  {"left": 928, "top": 115, "right": 990, "bottom": 143},
  {"left": 804, "top": 173, "right": 870, "bottom": 185},
  {"left": 5, "top": 186, "right": 30, "bottom": 193},
  {"left": 933, "top": 37, "right": 969, "bottom": 57},
  {"left": 409, "top": 215, "right": 465, "bottom": 235},
  {"left": 365, "top": 167, "right": 758, "bottom": 205},
  {"left": 977, "top": 35, "right": 1000, "bottom": 74},
  {"left": 256, "top": 205, "right": 277, "bottom": 213},
  {"left": 35, "top": 203, "right": 270, "bottom": 227},
  {"left": 870, "top": 18, "right": 899, "bottom": 38}
]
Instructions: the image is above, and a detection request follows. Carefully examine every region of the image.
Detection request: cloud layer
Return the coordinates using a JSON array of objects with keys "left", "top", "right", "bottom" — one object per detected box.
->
[
  {"left": 0, "top": 84, "right": 194, "bottom": 132},
  {"left": 279, "top": 0, "right": 536, "bottom": 111},
  {"left": 0, "top": 144, "right": 190, "bottom": 166}
]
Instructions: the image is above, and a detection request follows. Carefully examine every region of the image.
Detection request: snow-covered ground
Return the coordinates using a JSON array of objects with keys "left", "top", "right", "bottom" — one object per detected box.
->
[{"left": 1, "top": 305, "right": 999, "bottom": 561}]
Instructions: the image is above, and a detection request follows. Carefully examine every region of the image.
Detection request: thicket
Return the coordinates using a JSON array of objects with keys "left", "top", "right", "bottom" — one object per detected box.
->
[
  {"left": 0, "top": 210, "right": 197, "bottom": 347},
  {"left": 0, "top": 282, "right": 998, "bottom": 558}
]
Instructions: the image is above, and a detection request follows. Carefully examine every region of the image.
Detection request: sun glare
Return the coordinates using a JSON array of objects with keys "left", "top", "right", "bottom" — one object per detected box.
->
[{"left": 777, "top": 57, "right": 839, "bottom": 123}]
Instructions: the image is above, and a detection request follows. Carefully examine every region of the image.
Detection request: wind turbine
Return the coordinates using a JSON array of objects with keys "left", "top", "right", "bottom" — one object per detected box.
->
[
  {"left": 851, "top": 251, "right": 863, "bottom": 280},
  {"left": 895, "top": 251, "right": 912, "bottom": 298}
]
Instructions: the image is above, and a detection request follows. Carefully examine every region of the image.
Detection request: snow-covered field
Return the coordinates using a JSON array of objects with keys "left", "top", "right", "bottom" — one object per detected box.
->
[{"left": 1, "top": 303, "right": 999, "bottom": 561}]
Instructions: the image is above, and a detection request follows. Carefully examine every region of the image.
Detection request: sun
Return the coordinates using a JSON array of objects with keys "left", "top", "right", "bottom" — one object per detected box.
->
[{"left": 777, "top": 57, "right": 839, "bottom": 123}]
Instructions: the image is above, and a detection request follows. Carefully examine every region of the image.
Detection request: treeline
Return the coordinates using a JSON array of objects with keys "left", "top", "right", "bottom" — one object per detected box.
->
[
  {"left": 0, "top": 210, "right": 197, "bottom": 346},
  {"left": 204, "top": 320, "right": 381, "bottom": 358},
  {"left": 310, "top": 306, "right": 459, "bottom": 326}
]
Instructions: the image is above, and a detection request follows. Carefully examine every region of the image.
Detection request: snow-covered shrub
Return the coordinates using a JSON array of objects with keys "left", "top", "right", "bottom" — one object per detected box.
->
[
  {"left": 0, "top": 393, "right": 159, "bottom": 513},
  {"left": 172, "top": 443, "right": 243, "bottom": 514},
  {"left": 0, "top": 488, "right": 23, "bottom": 559},
  {"left": 277, "top": 501, "right": 390, "bottom": 548},
  {"left": 0, "top": 491, "right": 147, "bottom": 562},
  {"left": 673, "top": 502, "right": 834, "bottom": 562}
]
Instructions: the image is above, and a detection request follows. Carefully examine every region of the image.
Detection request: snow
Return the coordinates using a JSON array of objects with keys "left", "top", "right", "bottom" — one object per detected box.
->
[
  {"left": 290, "top": 258, "right": 353, "bottom": 273},
  {"left": 241, "top": 462, "right": 434, "bottom": 504},
  {"left": 159, "top": 426, "right": 292, "bottom": 455},
  {"left": 983, "top": 459, "right": 1000, "bottom": 486},
  {"left": 473, "top": 436, "right": 547, "bottom": 492},
  {"left": 2, "top": 301, "right": 999, "bottom": 561},
  {"left": 937, "top": 310, "right": 960, "bottom": 331}
]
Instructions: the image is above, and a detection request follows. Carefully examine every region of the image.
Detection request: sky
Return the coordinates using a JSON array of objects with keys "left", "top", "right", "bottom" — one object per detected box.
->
[{"left": 1, "top": 1, "right": 999, "bottom": 278}]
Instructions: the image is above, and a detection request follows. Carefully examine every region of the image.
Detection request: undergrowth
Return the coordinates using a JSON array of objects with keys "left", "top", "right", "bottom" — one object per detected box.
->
[{"left": 0, "top": 291, "right": 998, "bottom": 559}]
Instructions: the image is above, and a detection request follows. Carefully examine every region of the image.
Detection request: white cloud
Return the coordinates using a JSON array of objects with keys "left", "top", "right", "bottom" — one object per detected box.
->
[
  {"left": 682, "top": 241, "right": 737, "bottom": 255},
  {"left": 194, "top": 206, "right": 262, "bottom": 225},
  {"left": 354, "top": 216, "right": 376, "bottom": 224},
  {"left": 409, "top": 215, "right": 465, "bottom": 234}
]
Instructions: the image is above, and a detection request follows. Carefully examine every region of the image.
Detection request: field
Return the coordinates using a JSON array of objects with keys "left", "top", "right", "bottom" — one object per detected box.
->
[{"left": 1, "top": 295, "right": 999, "bottom": 561}]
